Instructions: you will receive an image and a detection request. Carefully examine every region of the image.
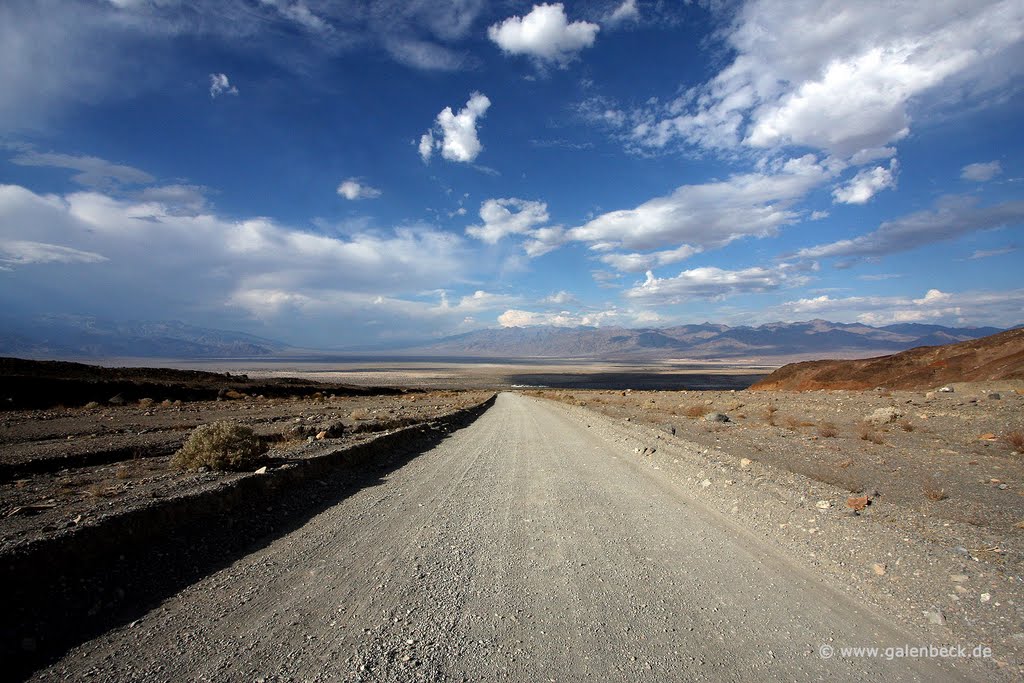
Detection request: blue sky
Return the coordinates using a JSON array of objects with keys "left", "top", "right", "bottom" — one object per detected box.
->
[{"left": 1, "top": 0, "right": 1022, "bottom": 348}]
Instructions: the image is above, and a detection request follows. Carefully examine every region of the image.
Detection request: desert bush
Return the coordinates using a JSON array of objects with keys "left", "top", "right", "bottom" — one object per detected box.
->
[
  {"left": 818, "top": 422, "right": 839, "bottom": 438},
  {"left": 922, "top": 475, "right": 947, "bottom": 501},
  {"left": 1003, "top": 430, "right": 1024, "bottom": 453},
  {"left": 138, "top": 397, "right": 155, "bottom": 408},
  {"left": 84, "top": 401, "right": 100, "bottom": 409},
  {"left": 858, "top": 421, "right": 884, "bottom": 444},
  {"left": 171, "top": 421, "right": 267, "bottom": 471},
  {"left": 683, "top": 404, "right": 707, "bottom": 418},
  {"left": 350, "top": 408, "right": 370, "bottom": 421},
  {"left": 782, "top": 414, "right": 801, "bottom": 431},
  {"left": 764, "top": 405, "right": 778, "bottom": 426}
]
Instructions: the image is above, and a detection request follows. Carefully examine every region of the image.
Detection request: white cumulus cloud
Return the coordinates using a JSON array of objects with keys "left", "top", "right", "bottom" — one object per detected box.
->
[
  {"left": 419, "top": 92, "right": 491, "bottom": 163},
  {"left": 209, "top": 73, "right": 238, "bottom": 98},
  {"left": 488, "top": 3, "right": 599, "bottom": 67},
  {"left": 466, "top": 198, "right": 549, "bottom": 244},
  {"left": 336, "top": 178, "right": 382, "bottom": 200},
  {"left": 605, "top": 0, "right": 639, "bottom": 27},
  {"left": 625, "top": 264, "right": 810, "bottom": 304},
  {"left": 568, "top": 154, "right": 831, "bottom": 252},
  {"left": 626, "top": 0, "right": 1024, "bottom": 161},
  {"left": 797, "top": 196, "right": 1024, "bottom": 261},
  {"left": 961, "top": 160, "right": 1003, "bottom": 182},
  {"left": 832, "top": 159, "right": 899, "bottom": 204}
]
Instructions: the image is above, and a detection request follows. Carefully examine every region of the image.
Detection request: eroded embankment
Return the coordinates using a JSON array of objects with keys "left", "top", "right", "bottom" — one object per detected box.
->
[{"left": 2, "top": 394, "right": 496, "bottom": 680}]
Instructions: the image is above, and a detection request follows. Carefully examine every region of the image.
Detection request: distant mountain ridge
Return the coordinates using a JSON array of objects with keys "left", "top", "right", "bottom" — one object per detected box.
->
[
  {"left": 0, "top": 315, "right": 290, "bottom": 358},
  {"left": 0, "top": 315, "right": 1013, "bottom": 361},
  {"left": 399, "top": 320, "right": 1009, "bottom": 361}
]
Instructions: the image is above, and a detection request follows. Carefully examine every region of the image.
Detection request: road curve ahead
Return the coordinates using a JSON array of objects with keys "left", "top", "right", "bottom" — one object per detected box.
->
[{"left": 37, "top": 392, "right": 967, "bottom": 682}]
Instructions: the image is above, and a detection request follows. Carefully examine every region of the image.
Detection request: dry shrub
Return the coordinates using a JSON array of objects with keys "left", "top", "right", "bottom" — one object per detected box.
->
[
  {"left": 350, "top": 408, "right": 370, "bottom": 421},
  {"left": 923, "top": 475, "right": 947, "bottom": 501},
  {"left": 85, "top": 482, "right": 119, "bottom": 498},
  {"left": 84, "top": 401, "right": 101, "bottom": 409},
  {"left": 858, "top": 421, "right": 884, "bottom": 444},
  {"left": 683, "top": 404, "right": 707, "bottom": 418},
  {"left": 138, "top": 397, "right": 155, "bottom": 408},
  {"left": 782, "top": 414, "right": 801, "bottom": 431},
  {"left": 171, "top": 421, "right": 267, "bottom": 471},
  {"left": 764, "top": 405, "right": 778, "bottom": 426},
  {"left": 818, "top": 422, "right": 839, "bottom": 438},
  {"left": 1003, "top": 430, "right": 1024, "bottom": 453},
  {"left": 898, "top": 419, "right": 915, "bottom": 432}
]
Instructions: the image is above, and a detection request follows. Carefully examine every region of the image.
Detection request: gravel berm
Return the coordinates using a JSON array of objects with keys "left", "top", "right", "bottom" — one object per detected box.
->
[{"left": 35, "top": 392, "right": 984, "bottom": 681}]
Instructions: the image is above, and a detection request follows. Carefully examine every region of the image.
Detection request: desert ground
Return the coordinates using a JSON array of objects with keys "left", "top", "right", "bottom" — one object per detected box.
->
[{"left": 3, "top": 358, "right": 1023, "bottom": 680}]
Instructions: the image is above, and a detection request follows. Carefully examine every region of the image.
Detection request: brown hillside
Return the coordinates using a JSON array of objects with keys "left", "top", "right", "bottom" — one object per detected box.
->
[{"left": 749, "top": 327, "right": 1024, "bottom": 391}]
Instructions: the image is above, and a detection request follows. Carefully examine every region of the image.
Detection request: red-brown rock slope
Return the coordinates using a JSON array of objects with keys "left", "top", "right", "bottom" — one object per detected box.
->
[{"left": 750, "top": 327, "right": 1024, "bottom": 391}]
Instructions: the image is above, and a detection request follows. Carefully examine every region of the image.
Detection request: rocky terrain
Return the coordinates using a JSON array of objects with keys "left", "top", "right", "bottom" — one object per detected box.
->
[
  {"left": 751, "top": 327, "right": 1024, "bottom": 391},
  {"left": 1, "top": 388, "right": 491, "bottom": 552},
  {"left": 528, "top": 383, "right": 1024, "bottom": 534}
]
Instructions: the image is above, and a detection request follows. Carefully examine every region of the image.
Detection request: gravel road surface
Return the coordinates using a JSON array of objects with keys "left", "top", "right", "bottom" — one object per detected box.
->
[{"left": 36, "top": 393, "right": 974, "bottom": 681}]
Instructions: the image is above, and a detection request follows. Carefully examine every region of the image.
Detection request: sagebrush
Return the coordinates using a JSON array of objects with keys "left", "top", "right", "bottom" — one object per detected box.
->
[{"left": 172, "top": 421, "right": 267, "bottom": 471}]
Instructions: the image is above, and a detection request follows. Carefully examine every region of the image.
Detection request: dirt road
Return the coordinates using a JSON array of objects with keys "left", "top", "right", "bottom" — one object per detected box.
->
[{"left": 35, "top": 393, "right": 976, "bottom": 681}]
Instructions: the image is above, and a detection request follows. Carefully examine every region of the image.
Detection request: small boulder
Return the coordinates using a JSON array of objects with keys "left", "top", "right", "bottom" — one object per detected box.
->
[
  {"left": 938, "top": 386, "right": 955, "bottom": 393},
  {"left": 108, "top": 394, "right": 126, "bottom": 406},
  {"left": 739, "top": 458, "right": 752, "bottom": 469},
  {"left": 988, "top": 393, "right": 1002, "bottom": 400},
  {"left": 866, "top": 407, "right": 901, "bottom": 424},
  {"left": 704, "top": 412, "right": 731, "bottom": 423}
]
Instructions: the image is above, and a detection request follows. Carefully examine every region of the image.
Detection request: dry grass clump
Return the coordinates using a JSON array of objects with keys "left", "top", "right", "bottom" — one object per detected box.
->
[
  {"left": 898, "top": 419, "right": 915, "bottom": 432},
  {"left": 682, "top": 404, "right": 708, "bottom": 418},
  {"left": 1003, "top": 430, "right": 1024, "bottom": 453},
  {"left": 922, "top": 475, "right": 948, "bottom": 501},
  {"left": 817, "top": 422, "right": 839, "bottom": 438},
  {"left": 858, "top": 421, "right": 885, "bottom": 444},
  {"left": 84, "top": 401, "right": 101, "bottom": 409},
  {"left": 763, "top": 405, "right": 778, "bottom": 426},
  {"left": 171, "top": 421, "right": 267, "bottom": 471},
  {"left": 350, "top": 408, "right": 370, "bottom": 421},
  {"left": 138, "top": 397, "right": 155, "bottom": 408}
]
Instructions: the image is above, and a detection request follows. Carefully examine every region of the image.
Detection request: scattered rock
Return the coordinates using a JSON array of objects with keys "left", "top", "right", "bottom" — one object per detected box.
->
[
  {"left": 254, "top": 466, "right": 268, "bottom": 475},
  {"left": 700, "top": 479, "right": 712, "bottom": 489},
  {"left": 998, "top": 483, "right": 1009, "bottom": 490},
  {"left": 704, "top": 412, "right": 731, "bottom": 423},
  {"left": 988, "top": 392, "right": 1002, "bottom": 400},
  {"left": 872, "top": 563, "right": 887, "bottom": 576},
  {"left": 315, "top": 430, "right": 328, "bottom": 440},
  {"left": 739, "top": 458, "right": 752, "bottom": 469},
  {"left": 866, "top": 407, "right": 902, "bottom": 424},
  {"left": 981, "top": 593, "right": 992, "bottom": 603},
  {"left": 815, "top": 500, "right": 832, "bottom": 510},
  {"left": 108, "top": 394, "right": 126, "bottom": 406},
  {"left": 938, "top": 386, "right": 955, "bottom": 393},
  {"left": 846, "top": 494, "right": 870, "bottom": 512},
  {"left": 950, "top": 574, "right": 969, "bottom": 583},
  {"left": 924, "top": 610, "right": 946, "bottom": 625}
]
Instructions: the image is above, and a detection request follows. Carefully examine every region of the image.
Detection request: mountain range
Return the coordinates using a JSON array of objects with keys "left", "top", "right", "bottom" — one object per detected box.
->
[
  {"left": 0, "top": 315, "right": 1013, "bottom": 361},
  {"left": 0, "top": 316, "right": 289, "bottom": 359},
  {"left": 398, "top": 320, "right": 1010, "bottom": 361}
]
